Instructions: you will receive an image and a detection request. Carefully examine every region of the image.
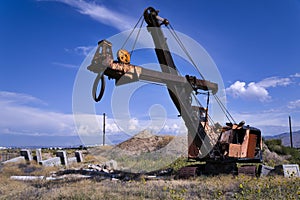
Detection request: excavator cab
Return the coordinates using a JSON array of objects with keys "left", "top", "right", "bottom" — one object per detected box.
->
[{"left": 218, "top": 124, "right": 263, "bottom": 162}]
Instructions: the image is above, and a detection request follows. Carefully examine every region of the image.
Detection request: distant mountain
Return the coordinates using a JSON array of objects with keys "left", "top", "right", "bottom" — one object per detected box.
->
[
  {"left": 264, "top": 130, "right": 300, "bottom": 148},
  {"left": 2, "top": 130, "right": 300, "bottom": 149}
]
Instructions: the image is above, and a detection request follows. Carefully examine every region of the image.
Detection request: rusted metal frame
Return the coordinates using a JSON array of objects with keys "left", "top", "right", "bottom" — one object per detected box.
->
[
  {"left": 144, "top": 8, "right": 213, "bottom": 157},
  {"left": 185, "top": 75, "right": 218, "bottom": 95},
  {"left": 102, "top": 62, "right": 218, "bottom": 93}
]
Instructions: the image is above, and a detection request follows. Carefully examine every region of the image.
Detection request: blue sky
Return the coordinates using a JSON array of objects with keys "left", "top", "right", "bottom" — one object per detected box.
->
[{"left": 1, "top": 0, "right": 300, "bottom": 147}]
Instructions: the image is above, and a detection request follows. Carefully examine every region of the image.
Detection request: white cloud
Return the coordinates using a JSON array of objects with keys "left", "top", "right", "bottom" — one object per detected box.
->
[
  {"left": 226, "top": 80, "right": 270, "bottom": 102},
  {"left": 288, "top": 99, "right": 300, "bottom": 109},
  {"left": 162, "top": 120, "right": 186, "bottom": 135},
  {"left": 0, "top": 91, "right": 122, "bottom": 137},
  {"left": 128, "top": 118, "right": 139, "bottom": 131},
  {"left": 0, "top": 91, "right": 187, "bottom": 139},
  {"left": 226, "top": 76, "right": 292, "bottom": 102},
  {"left": 3, "top": 91, "right": 298, "bottom": 141},
  {"left": 231, "top": 109, "right": 300, "bottom": 136},
  {"left": 64, "top": 45, "right": 94, "bottom": 57},
  {"left": 0, "top": 91, "right": 46, "bottom": 106},
  {"left": 74, "top": 114, "right": 122, "bottom": 136},
  {"left": 0, "top": 91, "right": 76, "bottom": 136},
  {"left": 52, "top": 0, "right": 135, "bottom": 31},
  {"left": 291, "top": 73, "right": 300, "bottom": 78},
  {"left": 52, "top": 62, "right": 78, "bottom": 69},
  {"left": 74, "top": 46, "right": 94, "bottom": 56},
  {"left": 256, "top": 77, "right": 291, "bottom": 88}
]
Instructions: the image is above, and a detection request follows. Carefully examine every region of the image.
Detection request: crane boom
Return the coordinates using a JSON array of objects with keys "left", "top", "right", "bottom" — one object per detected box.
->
[
  {"left": 143, "top": 7, "right": 215, "bottom": 157},
  {"left": 87, "top": 7, "right": 263, "bottom": 170}
]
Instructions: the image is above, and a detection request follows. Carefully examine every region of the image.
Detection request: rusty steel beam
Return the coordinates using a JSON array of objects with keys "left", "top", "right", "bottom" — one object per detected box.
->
[{"left": 89, "top": 61, "right": 218, "bottom": 94}]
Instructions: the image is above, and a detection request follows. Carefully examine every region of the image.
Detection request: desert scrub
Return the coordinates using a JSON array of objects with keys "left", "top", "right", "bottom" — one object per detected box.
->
[
  {"left": 265, "top": 139, "right": 300, "bottom": 165},
  {"left": 167, "top": 156, "right": 203, "bottom": 172},
  {"left": 1, "top": 163, "right": 25, "bottom": 177},
  {"left": 1, "top": 162, "right": 300, "bottom": 199},
  {"left": 1, "top": 176, "right": 300, "bottom": 200},
  {"left": 1, "top": 162, "right": 60, "bottom": 178},
  {"left": 233, "top": 175, "right": 300, "bottom": 199}
]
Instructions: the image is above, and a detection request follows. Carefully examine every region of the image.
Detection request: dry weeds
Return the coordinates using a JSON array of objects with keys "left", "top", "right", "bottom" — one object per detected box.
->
[{"left": 1, "top": 161, "right": 300, "bottom": 200}]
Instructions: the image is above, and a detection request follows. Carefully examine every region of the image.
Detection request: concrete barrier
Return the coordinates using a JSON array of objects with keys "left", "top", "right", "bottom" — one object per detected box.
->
[
  {"left": 39, "top": 157, "right": 61, "bottom": 167},
  {"left": 35, "top": 149, "right": 42, "bottom": 163},
  {"left": 20, "top": 149, "right": 32, "bottom": 161},
  {"left": 56, "top": 151, "right": 68, "bottom": 166},
  {"left": 2, "top": 156, "right": 25, "bottom": 164},
  {"left": 2, "top": 149, "right": 84, "bottom": 166},
  {"left": 75, "top": 151, "right": 83, "bottom": 162},
  {"left": 259, "top": 165, "right": 274, "bottom": 177},
  {"left": 283, "top": 164, "right": 300, "bottom": 178},
  {"left": 105, "top": 160, "right": 118, "bottom": 170},
  {"left": 67, "top": 157, "right": 77, "bottom": 165}
]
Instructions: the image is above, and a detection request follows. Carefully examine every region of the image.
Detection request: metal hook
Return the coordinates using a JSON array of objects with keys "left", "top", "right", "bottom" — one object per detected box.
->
[{"left": 92, "top": 73, "right": 106, "bottom": 102}]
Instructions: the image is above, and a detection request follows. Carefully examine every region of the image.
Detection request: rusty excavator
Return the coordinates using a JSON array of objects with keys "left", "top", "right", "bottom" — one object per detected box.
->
[{"left": 87, "top": 7, "right": 263, "bottom": 176}]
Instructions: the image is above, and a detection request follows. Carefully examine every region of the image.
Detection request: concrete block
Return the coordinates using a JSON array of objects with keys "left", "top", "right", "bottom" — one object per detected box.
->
[
  {"left": 20, "top": 149, "right": 32, "bottom": 161},
  {"left": 67, "top": 157, "right": 77, "bottom": 165},
  {"left": 271, "top": 164, "right": 300, "bottom": 178},
  {"left": 75, "top": 151, "right": 83, "bottom": 162},
  {"left": 2, "top": 156, "right": 25, "bottom": 164},
  {"left": 35, "top": 149, "right": 42, "bottom": 163},
  {"left": 39, "top": 157, "right": 61, "bottom": 167},
  {"left": 11, "top": 176, "right": 44, "bottom": 181},
  {"left": 56, "top": 151, "right": 68, "bottom": 166},
  {"left": 105, "top": 160, "right": 118, "bottom": 170},
  {"left": 283, "top": 164, "right": 300, "bottom": 178},
  {"left": 259, "top": 165, "right": 274, "bottom": 177}
]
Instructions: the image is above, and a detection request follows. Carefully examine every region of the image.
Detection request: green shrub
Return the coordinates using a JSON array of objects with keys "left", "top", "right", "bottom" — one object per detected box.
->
[
  {"left": 272, "top": 145, "right": 284, "bottom": 154},
  {"left": 265, "top": 139, "right": 282, "bottom": 146},
  {"left": 265, "top": 139, "right": 300, "bottom": 165}
]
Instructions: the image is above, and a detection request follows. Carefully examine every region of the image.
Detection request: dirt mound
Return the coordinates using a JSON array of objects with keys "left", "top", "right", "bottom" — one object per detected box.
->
[
  {"left": 116, "top": 130, "right": 174, "bottom": 155},
  {"left": 92, "top": 130, "right": 187, "bottom": 172}
]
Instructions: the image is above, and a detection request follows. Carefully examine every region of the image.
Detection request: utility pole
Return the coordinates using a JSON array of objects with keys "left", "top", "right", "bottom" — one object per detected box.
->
[
  {"left": 103, "top": 113, "right": 106, "bottom": 146},
  {"left": 289, "top": 115, "right": 293, "bottom": 148}
]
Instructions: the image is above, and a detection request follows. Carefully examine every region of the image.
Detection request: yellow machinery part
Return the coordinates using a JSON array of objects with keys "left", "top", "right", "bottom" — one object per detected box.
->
[{"left": 117, "top": 49, "right": 130, "bottom": 64}]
